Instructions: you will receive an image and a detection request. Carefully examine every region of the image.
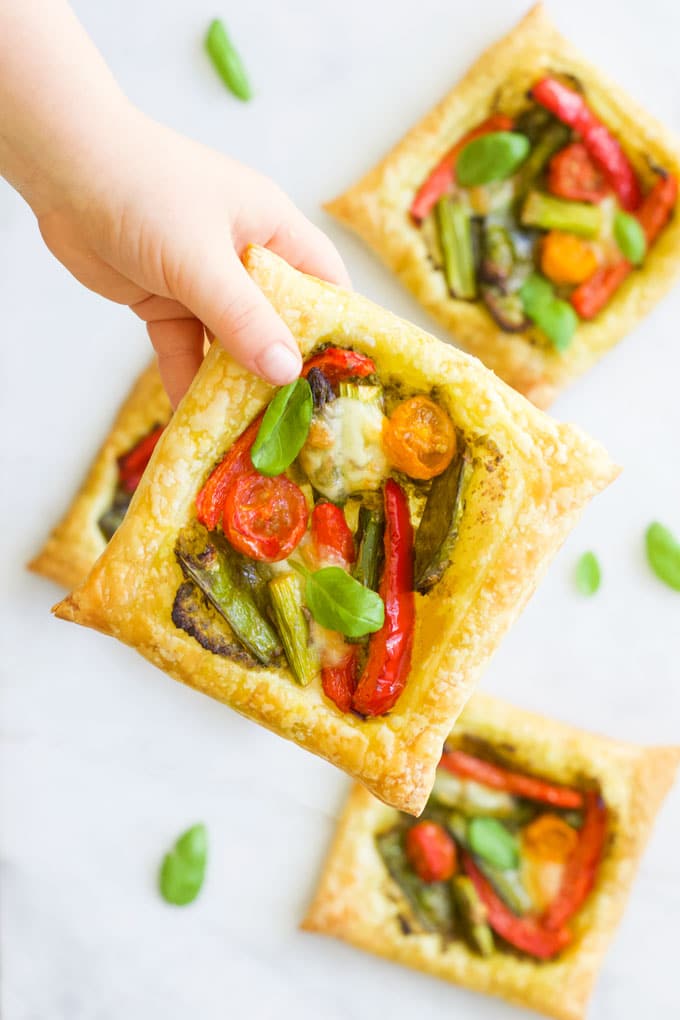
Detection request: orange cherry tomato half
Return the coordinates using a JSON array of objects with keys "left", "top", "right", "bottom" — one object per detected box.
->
[
  {"left": 383, "top": 396, "right": 456, "bottom": 480},
  {"left": 522, "top": 814, "right": 579, "bottom": 864},
  {"left": 222, "top": 473, "right": 308, "bottom": 562}
]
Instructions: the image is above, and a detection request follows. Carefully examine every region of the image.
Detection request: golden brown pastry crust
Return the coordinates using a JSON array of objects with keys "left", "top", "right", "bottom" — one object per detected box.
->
[
  {"left": 325, "top": 3, "right": 680, "bottom": 407},
  {"left": 53, "top": 246, "right": 616, "bottom": 814},
  {"left": 28, "top": 363, "right": 171, "bottom": 589},
  {"left": 303, "top": 691, "right": 680, "bottom": 1020}
]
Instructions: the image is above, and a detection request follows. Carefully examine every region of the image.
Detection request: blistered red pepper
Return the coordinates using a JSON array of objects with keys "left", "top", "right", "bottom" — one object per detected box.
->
[
  {"left": 406, "top": 821, "right": 457, "bottom": 883},
  {"left": 462, "top": 853, "right": 572, "bottom": 960},
  {"left": 118, "top": 425, "right": 165, "bottom": 493},
  {"left": 352, "top": 479, "right": 415, "bottom": 717},
  {"left": 410, "top": 113, "right": 515, "bottom": 222},
  {"left": 571, "top": 173, "right": 678, "bottom": 319},
  {"left": 548, "top": 142, "right": 608, "bottom": 203},
  {"left": 301, "top": 348, "right": 375, "bottom": 386},
  {"left": 311, "top": 502, "right": 355, "bottom": 567},
  {"left": 532, "top": 77, "right": 642, "bottom": 211},
  {"left": 195, "top": 413, "right": 264, "bottom": 530},
  {"left": 439, "top": 749, "right": 584, "bottom": 810},
  {"left": 322, "top": 648, "right": 359, "bottom": 714},
  {"left": 543, "top": 792, "right": 608, "bottom": 931}
]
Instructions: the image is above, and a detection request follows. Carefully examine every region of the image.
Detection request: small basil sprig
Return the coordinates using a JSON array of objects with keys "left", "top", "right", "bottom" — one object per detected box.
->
[
  {"left": 646, "top": 522, "right": 680, "bottom": 591},
  {"left": 159, "top": 823, "right": 208, "bottom": 906},
  {"left": 575, "top": 551, "right": 601, "bottom": 596},
  {"left": 456, "top": 132, "right": 530, "bottom": 187},
  {"left": 251, "top": 378, "right": 312, "bottom": 477},
  {"left": 614, "top": 211, "right": 646, "bottom": 265},
  {"left": 521, "top": 272, "right": 578, "bottom": 352},
  {"left": 468, "top": 817, "right": 519, "bottom": 871},
  {"left": 205, "top": 19, "right": 252, "bottom": 101},
  {"left": 302, "top": 565, "right": 384, "bottom": 638}
]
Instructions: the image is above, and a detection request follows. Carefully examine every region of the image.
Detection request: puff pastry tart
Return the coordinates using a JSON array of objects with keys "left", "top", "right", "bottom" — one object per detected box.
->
[
  {"left": 326, "top": 3, "right": 680, "bottom": 407},
  {"left": 54, "top": 246, "right": 616, "bottom": 814},
  {"left": 303, "top": 692, "right": 680, "bottom": 1020},
  {"left": 29, "top": 362, "right": 171, "bottom": 589}
]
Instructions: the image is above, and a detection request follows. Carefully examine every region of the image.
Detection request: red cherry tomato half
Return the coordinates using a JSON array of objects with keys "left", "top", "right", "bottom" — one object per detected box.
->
[
  {"left": 548, "top": 143, "right": 608, "bottom": 204},
  {"left": 405, "top": 820, "right": 457, "bottom": 883},
  {"left": 222, "top": 473, "right": 308, "bottom": 562}
]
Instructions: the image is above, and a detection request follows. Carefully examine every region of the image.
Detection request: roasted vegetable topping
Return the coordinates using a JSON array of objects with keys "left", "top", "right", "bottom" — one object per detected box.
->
[
  {"left": 175, "top": 523, "right": 281, "bottom": 664},
  {"left": 383, "top": 395, "right": 456, "bottom": 481},
  {"left": 98, "top": 424, "right": 166, "bottom": 540},
  {"left": 412, "top": 78, "right": 676, "bottom": 344},
  {"left": 414, "top": 444, "right": 470, "bottom": 592},
  {"left": 178, "top": 348, "right": 475, "bottom": 716},
  {"left": 377, "top": 746, "right": 605, "bottom": 962},
  {"left": 405, "top": 821, "right": 457, "bottom": 883}
]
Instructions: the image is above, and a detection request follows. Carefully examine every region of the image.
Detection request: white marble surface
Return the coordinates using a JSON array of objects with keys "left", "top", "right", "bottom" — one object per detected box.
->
[{"left": 1, "top": 1, "right": 680, "bottom": 1017}]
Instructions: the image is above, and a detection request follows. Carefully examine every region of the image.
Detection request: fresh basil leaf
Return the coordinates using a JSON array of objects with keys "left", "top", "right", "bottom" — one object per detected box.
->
[
  {"left": 251, "top": 378, "right": 312, "bottom": 477},
  {"left": 614, "top": 211, "right": 646, "bottom": 265},
  {"left": 456, "top": 132, "right": 530, "bottom": 187},
  {"left": 305, "top": 566, "right": 384, "bottom": 638},
  {"left": 575, "top": 551, "right": 601, "bottom": 596},
  {"left": 645, "top": 522, "right": 680, "bottom": 592},
  {"left": 468, "top": 817, "right": 518, "bottom": 871},
  {"left": 520, "top": 273, "right": 577, "bottom": 351},
  {"left": 159, "top": 823, "right": 207, "bottom": 906}
]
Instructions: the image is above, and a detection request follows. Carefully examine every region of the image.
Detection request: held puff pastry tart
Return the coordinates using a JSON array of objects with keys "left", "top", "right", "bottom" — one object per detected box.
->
[
  {"left": 303, "top": 692, "right": 680, "bottom": 1020},
  {"left": 53, "top": 246, "right": 616, "bottom": 814},
  {"left": 29, "top": 363, "right": 171, "bottom": 589},
  {"left": 326, "top": 3, "right": 680, "bottom": 407}
]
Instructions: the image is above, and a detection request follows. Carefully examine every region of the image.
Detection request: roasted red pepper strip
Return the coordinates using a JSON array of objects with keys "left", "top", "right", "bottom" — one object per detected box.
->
[
  {"left": 118, "top": 425, "right": 165, "bottom": 493},
  {"left": 410, "top": 113, "right": 515, "bottom": 222},
  {"left": 195, "top": 413, "right": 263, "bottom": 530},
  {"left": 352, "top": 479, "right": 414, "bottom": 716},
  {"left": 439, "top": 749, "right": 584, "bottom": 809},
  {"left": 532, "top": 77, "right": 642, "bottom": 211},
  {"left": 543, "top": 792, "right": 608, "bottom": 931},
  {"left": 571, "top": 173, "right": 678, "bottom": 319},
  {"left": 463, "top": 853, "right": 572, "bottom": 960},
  {"left": 301, "top": 348, "right": 375, "bottom": 385},
  {"left": 311, "top": 502, "right": 355, "bottom": 566},
  {"left": 322, "top": 649, "right": 359, "bottom": 714}
]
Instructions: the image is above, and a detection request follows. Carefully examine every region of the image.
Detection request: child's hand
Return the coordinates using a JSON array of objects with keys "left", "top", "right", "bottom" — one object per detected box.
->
[{"left": 0, "top": 3, "right": 349, "bottom": 406}]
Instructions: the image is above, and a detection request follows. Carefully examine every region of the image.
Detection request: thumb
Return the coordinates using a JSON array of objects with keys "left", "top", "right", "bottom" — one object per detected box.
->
[{"left": 182, "top": 250, "right": 302, "bottom": 384}]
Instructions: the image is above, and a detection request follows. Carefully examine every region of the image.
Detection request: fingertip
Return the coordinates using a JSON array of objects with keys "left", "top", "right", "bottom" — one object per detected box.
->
[{"left": 253, "top": 341, "right": 302, "bottom": 385}]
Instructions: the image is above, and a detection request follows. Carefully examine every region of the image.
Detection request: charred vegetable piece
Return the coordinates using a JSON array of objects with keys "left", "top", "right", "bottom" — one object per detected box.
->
[
  {"left": 301, "top": 347, "right": 376, "bottom": 385},
  {"left": 481, "top": 286, "right": 528, "bottom": 332},
  {"left": 306, "top": 367, "right": 335, "bottom": 410},
  {"left": 440, "top": 749, "right": 584, "bottom": 809},
  {"left": 377, "top": 829, "right": 455, "bottom": 935},
  {"left": 353, "top": 505, "right": 385, "bottom": 592},
  {"left": 521, "top": 190, "right": 602, "bottom": 239},
  {"left": 175, "top": 523, "right": 281, "bottom": 664},
  {"left": 515, "top": 122, "right": 571, "bottom": 199},
  {"left": 548, "top": 142, "right": 608, "bottom": 204},
  {"left": 98, "top": 486, "right": 132, "bottom": 541},
  {"left": 451, "top": 875, "right": 494, "bottom": 957},
  {"left": 480, "top": 224, "right": 515, "bottom": 287},
  {"left": 414, "top": 446, "right": 471, "bottom": 592},
  {"left": 436, "top": 197, "right": 476, "bottom": 299},
  {"left": 514, "top": 104, "right": 556, "bottom": 143},
  {"left": 171, "top": 581, "right": 254, "bottom": 663},
  {"left": 269, "top": 573, "right": 320, "bottom": 686}
]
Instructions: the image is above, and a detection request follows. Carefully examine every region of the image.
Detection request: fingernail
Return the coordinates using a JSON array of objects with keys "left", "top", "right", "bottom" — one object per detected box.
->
[{"left": 255, "top": 343, "right": 301, "bottom": 384}]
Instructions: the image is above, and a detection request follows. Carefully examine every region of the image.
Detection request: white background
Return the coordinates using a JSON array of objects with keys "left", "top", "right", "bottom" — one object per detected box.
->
[{"left": 1, "top": 1, "right": 679, "bottom": 1018}]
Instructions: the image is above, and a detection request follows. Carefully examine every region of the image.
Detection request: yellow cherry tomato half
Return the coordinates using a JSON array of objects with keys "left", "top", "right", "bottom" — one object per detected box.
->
[
  {"left": 383, "top": 396, "right": 456, "bottom": 480},
  {"left": 522, "top": 813, "right": 579, "bottom": 863}
]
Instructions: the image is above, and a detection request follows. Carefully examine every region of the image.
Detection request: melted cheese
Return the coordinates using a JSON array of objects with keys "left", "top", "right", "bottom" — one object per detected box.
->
[{"left": 299, "top": 398, "right": 388, "bottom": 502}]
